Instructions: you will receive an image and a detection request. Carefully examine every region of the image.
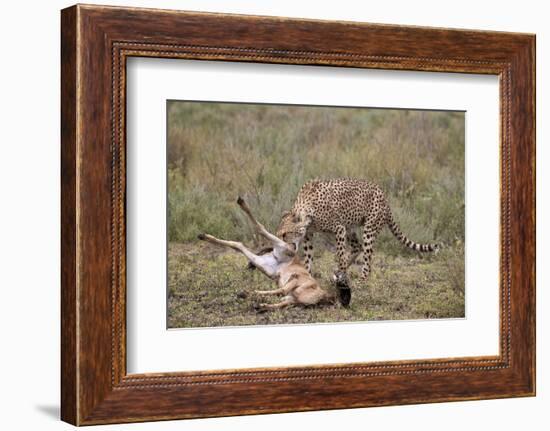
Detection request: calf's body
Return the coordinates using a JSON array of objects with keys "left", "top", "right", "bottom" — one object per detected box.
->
[{"left": 198, "top": 197, "right": 335, "bottom": 310}]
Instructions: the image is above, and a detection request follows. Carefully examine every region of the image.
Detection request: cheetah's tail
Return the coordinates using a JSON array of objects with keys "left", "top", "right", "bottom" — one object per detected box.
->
[{"left": 387, "top": 212, "right": 440, "bottom": 253}]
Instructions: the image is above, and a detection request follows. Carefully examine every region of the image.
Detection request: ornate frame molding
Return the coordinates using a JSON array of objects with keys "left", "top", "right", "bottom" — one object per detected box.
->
[{"left": 61, "top": 5, "right": 534, "bottom": 425}]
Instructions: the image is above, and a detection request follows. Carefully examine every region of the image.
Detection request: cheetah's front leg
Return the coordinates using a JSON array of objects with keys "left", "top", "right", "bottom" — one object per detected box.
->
[
  {"left": 303, "top": 233, "right": 314, "bottom": 274},
  {"left": 334, "top": 225, "right": 349, "bottom": 273}
]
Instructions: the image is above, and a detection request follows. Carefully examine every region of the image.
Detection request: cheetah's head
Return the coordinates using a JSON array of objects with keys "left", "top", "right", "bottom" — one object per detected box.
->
[{"left": 276, "top": 210, "right": 312, "bottom": 250}]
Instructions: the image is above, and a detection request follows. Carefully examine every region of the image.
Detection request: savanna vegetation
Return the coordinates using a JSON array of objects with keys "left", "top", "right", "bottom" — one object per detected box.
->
[{"left": 167, "top": 101, "right": 465, "bottom": 328}]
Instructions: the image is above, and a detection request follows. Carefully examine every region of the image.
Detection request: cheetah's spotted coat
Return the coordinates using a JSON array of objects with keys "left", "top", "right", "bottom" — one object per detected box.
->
[{"left": 277, "top": 178, "right": 440, "bottom": 284}]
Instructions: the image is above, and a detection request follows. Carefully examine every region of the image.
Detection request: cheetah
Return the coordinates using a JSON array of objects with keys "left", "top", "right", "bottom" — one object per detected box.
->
[{"left": 276, "top": 178, "right": 440, "bottom": 287}]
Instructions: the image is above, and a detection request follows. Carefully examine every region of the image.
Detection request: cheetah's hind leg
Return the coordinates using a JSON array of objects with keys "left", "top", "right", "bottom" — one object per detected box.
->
[{"left": 360, "top": 222, "right": 382, "bottom": 284}]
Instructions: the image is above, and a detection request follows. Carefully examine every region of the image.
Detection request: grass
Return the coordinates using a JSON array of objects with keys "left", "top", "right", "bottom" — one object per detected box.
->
[
  {"left": 167, "top": 240, "right": 465, "bottom": 328},
  {"left": 166, "top": 101, "right": 465, "bottom": 328},
  {"left": 167, "top": 103, "right": 464, "bottom": 247}
]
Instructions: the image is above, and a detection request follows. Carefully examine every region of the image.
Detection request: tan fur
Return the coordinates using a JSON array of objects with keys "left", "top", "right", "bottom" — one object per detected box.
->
[{"left": 198, "top": 197, "right": 336, "bottom": 311}]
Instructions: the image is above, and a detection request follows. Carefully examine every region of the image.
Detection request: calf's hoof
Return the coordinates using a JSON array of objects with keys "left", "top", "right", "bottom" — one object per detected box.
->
[
  {"left": 338, "top": 287, "right": 352, "bottom": 307},
  {"left": 236, "top": 290, "right": 249, "bottom": 299},
  {"left": 252, "top": 303, "right": 268, "bottom": 313}
]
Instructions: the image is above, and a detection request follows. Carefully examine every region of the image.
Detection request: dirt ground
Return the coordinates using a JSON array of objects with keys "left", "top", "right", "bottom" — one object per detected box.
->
[{"left": 167, "top": 241, "right": 465, "bottom": 328}]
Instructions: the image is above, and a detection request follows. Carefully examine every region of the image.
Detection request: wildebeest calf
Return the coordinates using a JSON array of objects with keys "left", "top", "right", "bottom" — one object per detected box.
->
[{"left": 198, "top": 197, "right": 338, "bottom": 311}]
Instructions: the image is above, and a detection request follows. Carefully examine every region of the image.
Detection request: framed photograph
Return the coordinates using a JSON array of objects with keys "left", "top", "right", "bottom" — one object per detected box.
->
[{"left": 61, "top": 4, "right": 535, "bottom": 425}]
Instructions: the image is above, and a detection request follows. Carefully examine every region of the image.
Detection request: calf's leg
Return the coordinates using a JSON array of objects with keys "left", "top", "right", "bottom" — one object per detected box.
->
[
  {"left": 198, "top": 233, "right": 277, "bottom": 278},
  {"left": 237, "top": 197, "right": 292, "bottom": 252},
  {"left": 258, "top": 296, "right": 296, "bottom": 310}
]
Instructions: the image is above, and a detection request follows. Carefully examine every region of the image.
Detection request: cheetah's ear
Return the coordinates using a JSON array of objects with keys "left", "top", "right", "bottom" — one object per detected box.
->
[
  {"left": 303, "top": 215, "right": 313, "bottom": 226},
  {"left": 281, "top": 210, "right": 291, "bottom": 218}
]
